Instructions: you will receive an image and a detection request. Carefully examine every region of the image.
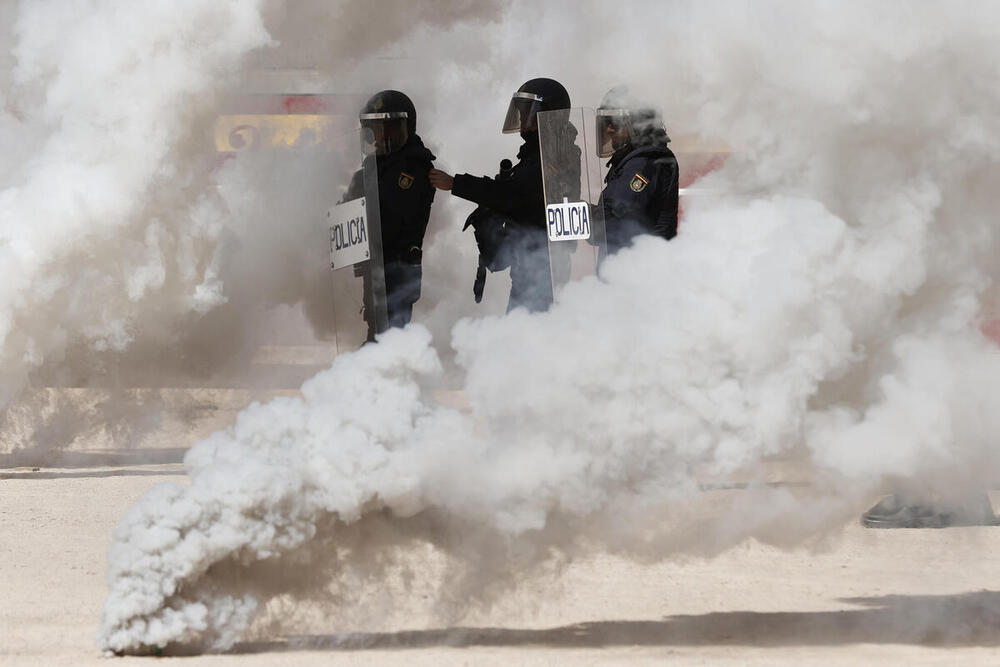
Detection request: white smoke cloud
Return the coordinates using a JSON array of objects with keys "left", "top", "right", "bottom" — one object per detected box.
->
[
  {"left": 0, "top": 0, "right": 273, "bottom": 414},
  {"left": 0, "top": 0, "right": 506, "bottom": 461},
  {"left": 3, "top": 0, "right": 998, "bottom": 655}
]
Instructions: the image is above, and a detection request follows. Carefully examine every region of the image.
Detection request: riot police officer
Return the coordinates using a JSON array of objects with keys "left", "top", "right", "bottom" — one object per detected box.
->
[
  {"left": 344, "top": 90, "right": 436, "bottom": 335},
  {"left": 429, "top": 78, "right": 571, "bottom": 313},
  {"left": 596, "top": 86, "right": 679, "bottom": 255}
]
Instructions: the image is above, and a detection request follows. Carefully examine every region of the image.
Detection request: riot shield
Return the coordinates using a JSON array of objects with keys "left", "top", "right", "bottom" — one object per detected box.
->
[
  {"left": 327, "top": 127, "right": 387, "bottom": 354},
  {"left": 537, "top": 107, "right": 608, "bottom": 299}
]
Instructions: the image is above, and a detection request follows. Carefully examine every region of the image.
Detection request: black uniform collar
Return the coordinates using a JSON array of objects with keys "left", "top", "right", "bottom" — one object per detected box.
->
[
  {"left": 606, "top": 141, "right": 671, "bottom": 176},
  {"left": 516, "top": 132, "right": 540, "bottom": 160},
  {"left": 376, "top": 134, "right": 436, "bottom": 168}
]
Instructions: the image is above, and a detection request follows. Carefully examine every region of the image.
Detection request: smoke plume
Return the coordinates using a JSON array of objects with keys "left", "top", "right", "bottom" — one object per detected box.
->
[
  {"left": 0, "top": 0, "right": 504, "bottom": 461},
  {"left": 3, "top": 0, "right": 998, "bottom": 655}
]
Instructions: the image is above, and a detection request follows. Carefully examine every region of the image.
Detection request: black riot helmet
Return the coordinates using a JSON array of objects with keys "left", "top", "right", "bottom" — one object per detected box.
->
[
  {"left": 359, "top": 89, "right": 416, "bottom": 156},
  {"left": 501, "top": 77, "right": 571, "bottom": 135},
  {"left": 595, "top": 85, "right": 670, "bottom": 157}
]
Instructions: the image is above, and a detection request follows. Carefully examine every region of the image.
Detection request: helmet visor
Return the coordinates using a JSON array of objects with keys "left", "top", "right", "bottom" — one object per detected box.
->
[
  {"left": 359, "top": 111, "right": 409, "bottom": 155},
  {"left": 502, "top": 92, "right": 543, "bottom": 134},
  {"left": 596, "top": 108, "right": 629, "bottom": 158}
]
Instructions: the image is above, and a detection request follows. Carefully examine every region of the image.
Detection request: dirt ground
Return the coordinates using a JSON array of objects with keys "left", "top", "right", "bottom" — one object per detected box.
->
[
  {"left": 3, "top": 361, "right": 1000, "bottom": 666},
  {"left": 4, "top": 462, "right": 1000, "bottom": 665}
]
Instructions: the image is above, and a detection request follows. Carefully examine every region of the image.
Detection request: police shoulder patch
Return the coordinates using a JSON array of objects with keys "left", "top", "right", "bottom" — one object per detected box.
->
[
  {"left": 629, "top": 173, "right": 649, "bottom": 193},
  {"left": 398, "top": 171, "right": 414, "bottom": 190}
]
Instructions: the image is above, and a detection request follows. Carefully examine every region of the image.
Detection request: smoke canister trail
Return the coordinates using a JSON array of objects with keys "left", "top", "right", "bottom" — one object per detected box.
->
[
  {"left": 96, "top": 211, "right": 1000, "bottom": 651},
  {"left": 97, "top": 195, "right": 1000, "bottom": 651}
]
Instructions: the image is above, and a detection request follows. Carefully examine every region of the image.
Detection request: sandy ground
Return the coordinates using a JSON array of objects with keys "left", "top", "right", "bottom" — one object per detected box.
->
[
  {"left": 3, "top": 352, "right": 1000, "bottom": 666},
  {"left": 4, "top": 464, "right": 1000, "bottom": 665}
]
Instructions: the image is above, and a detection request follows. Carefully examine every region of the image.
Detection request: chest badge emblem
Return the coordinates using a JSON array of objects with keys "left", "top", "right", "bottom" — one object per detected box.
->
[
  {"left": 398, "top": 172, "right": 414, "bottom": 190},
  {"left": 629, "top": 173, "right": 649, "bottom": 192}
]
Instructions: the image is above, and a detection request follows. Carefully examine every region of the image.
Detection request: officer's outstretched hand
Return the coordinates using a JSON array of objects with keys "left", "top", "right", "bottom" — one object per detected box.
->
[{"left": 428, "top": 168, "right": 454, "bottom": 191}]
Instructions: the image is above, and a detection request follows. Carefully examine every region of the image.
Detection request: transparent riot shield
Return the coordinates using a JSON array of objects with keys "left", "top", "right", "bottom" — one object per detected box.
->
[
  {"left": 327, "top": 127, "right": 387, "bottom": 354},
  {"left": 537, "top": 107, "right": 608, "bottom": 299}
]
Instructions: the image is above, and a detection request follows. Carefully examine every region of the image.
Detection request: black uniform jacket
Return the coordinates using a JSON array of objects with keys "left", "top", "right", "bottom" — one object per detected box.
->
[
  {"left": 450, "top": 138, "right": 545, "bottom": 231},
  {"left": 346, "top": 135, "right": 436, "bottom": 264},
  {"left": 600, "top": 142, "right": 679, "bottom": 254},
  {"left": 451, "top": 138, "right": 555, "bottom": 312}
]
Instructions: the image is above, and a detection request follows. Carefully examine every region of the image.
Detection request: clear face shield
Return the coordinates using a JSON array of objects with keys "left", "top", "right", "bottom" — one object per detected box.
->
[
  {"left": 502, "top": 92, "right": 544, "bottom": 134},
  {"left": 359, "top": 112, "right": 409, "bottom": 156},
  {"left": 595, "top": 108, "right": 631, "bottom": 158}
]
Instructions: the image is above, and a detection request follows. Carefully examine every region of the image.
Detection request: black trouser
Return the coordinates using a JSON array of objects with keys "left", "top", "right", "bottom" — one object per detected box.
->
[
  {"left": 362, "top": 259, "right": 422, "bottom": 341},
  {"left": 385, "top": 260, "right": 422, "bottom": 329},
  {"left": 506, "top": 227, "right": 553, "bottom": 313}
]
